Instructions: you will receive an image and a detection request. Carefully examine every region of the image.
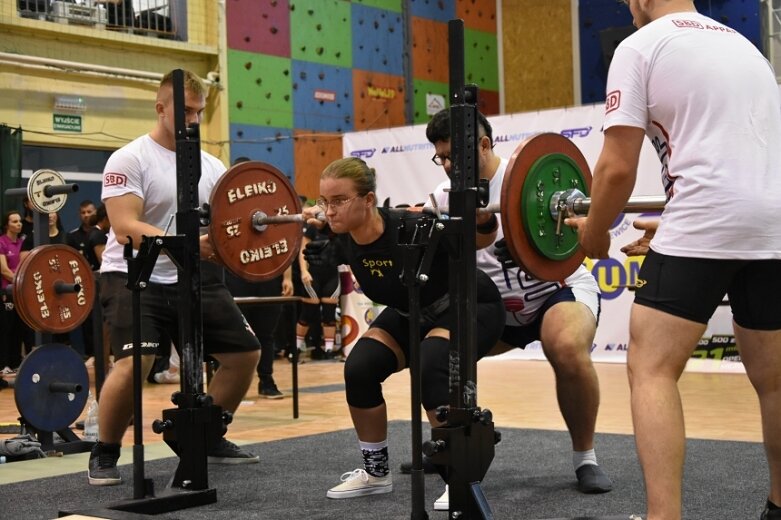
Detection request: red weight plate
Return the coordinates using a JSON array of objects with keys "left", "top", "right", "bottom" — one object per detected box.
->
[
  {"left": 500, "top": 133, "right": 593, "bottom": 282},
  {"left": 208, "top": 161, "right": 303, "bottom": 282},
  {"left": 13, "top": 244, "right": 96, "bottom": 334}
]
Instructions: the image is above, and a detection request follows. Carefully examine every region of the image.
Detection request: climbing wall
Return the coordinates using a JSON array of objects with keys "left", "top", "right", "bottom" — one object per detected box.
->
[{"left": 225, "top": 0, "right": 500, "bottom": 193}]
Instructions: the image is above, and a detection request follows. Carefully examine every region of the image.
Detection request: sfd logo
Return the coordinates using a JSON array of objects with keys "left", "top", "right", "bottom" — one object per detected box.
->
[{"left": 605, "top": 90, "right": 621, "bottom": 114}]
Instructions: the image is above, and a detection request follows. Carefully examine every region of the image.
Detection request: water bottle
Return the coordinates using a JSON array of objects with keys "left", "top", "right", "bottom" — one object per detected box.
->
[{"left": 83, "top": 391, "right": 99, "bottom": 442}]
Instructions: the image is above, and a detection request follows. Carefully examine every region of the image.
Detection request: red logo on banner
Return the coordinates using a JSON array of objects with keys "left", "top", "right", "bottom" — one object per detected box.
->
[
  {"left": 605, "top": 90, "right": 621, "bottom": 114},
  {"left": 104, "top": 173, "right": 127, "bottom": 187}
]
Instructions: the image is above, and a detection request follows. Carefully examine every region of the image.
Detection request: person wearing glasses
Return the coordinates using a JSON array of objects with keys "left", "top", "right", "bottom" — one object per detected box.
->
[
  {"left": 422, "top": 109, "right": 612, "bottom": 506},
  {"left": 301, "top": 157, "right": 505, "bottom": 500},
  {"left": 566, "top": 1, "right": 781, "bottom": 519}
]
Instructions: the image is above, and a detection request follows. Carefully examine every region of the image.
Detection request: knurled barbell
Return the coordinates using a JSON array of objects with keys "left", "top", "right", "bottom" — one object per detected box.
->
[{"left": 206, "top": 133, "right": 665, "bottom": 283}]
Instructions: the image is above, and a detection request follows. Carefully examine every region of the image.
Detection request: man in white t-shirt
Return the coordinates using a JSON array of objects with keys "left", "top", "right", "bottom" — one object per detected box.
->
[
  {"left": 420, "top": 109, "right": 611, "bottom": 510},
  {"left": 567, "top": 2, "right": 781, "bottom": 519},
  {"left": 87, "top": 70, "right": 262, "bottom": 486}
]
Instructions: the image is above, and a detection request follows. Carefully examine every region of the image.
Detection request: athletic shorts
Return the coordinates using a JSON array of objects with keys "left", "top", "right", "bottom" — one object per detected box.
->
[
  {"left": 302, "top": 272, "right": 340, "bottom": 301},
  {"left": 500, "top": 285, "right": 601, "bottom": 348},
  {"left": 100, "top": 272, "right": 260, "bottom": 360},
  {"left": 634, "top": 249, "right": 781, "bottom": 329},
  {"left": 368, "top": 269, "right": 505, "bottom": 364}
]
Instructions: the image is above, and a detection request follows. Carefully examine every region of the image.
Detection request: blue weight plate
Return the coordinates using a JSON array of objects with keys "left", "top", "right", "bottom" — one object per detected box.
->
[{"left": 14, "top": 343, "right": 89, "bottom": 432}]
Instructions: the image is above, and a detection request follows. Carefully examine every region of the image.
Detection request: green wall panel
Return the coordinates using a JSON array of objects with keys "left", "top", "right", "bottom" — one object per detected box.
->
[
  {"left": 465, "top": 28, "right": 499, "bottom": 92},
  {"left": 412, "top": 78, "right": 448, "bottom": 124},
  {"left": 290, "top": 0, "right": 353, "bottom": 68},
  {"left": 352, "top": 0, "right": 403, "bottom": 12},
  {"left": 228, "top": 50, "right": 294, "bottom": 128}
]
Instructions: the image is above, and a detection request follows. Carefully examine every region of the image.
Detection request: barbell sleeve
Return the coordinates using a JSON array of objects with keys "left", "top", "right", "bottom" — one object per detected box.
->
[
  {"left": 571, "top": 194, "right": 667, "bottom": 215},
  {"left": 54, "top": 281, "right": 82, "bottom": 295},
  {"left": 43, "top": 183, "right": 79, "bottom": 197}
]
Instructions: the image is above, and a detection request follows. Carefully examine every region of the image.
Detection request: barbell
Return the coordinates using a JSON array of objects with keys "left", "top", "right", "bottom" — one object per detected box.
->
[{"left": 206, "top": 133, "right": 665, "bottom": 283}]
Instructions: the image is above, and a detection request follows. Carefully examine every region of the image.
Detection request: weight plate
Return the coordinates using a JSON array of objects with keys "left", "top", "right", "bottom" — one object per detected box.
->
[
  {"left": 14, "top": 343, "right": 89, "bottom": 432},
  {"left": 208, "top": 161, "right": 303, "bottom": 282},
  {"left": 501, "top": 133, "right": 592, "bottom": 282},
  {"left": 27, "top": 169, "right": 68, "bottom": 214},
  {"left": 13, "top": 244, "right": 96, "bottom": 334}
]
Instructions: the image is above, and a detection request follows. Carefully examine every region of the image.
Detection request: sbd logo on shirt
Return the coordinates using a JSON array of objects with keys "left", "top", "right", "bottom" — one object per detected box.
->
[
  {"left": 605, "top": 90, "right": 621, "bottom": 114},
  {"left": 104, "top": 173, "right": 127, "bottom": 187}
]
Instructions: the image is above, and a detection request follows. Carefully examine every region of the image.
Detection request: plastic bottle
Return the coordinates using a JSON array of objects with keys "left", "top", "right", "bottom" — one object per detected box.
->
[{"left": 83, "top": 391, "right": 99, "bottom": 442}]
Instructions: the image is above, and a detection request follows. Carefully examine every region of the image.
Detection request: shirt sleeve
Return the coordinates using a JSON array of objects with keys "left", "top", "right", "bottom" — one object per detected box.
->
[
  {"left": 102, "top": 147, "right": 145, "bottom": 202},
  {"left": 603, "top": 44, "right": 649, "bottom": 131}
]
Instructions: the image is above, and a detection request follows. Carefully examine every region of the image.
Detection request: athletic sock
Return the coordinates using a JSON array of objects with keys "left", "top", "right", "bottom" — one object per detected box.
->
[
  {"left": 573, "top": 448, "right": 598, "bottom": 471},
  {"left": 324, "top": 339, "right": 334, "bottom": 352},
  {"left": 359, "top": 439, "right": 389, "bottom": 477},
  {"left": 296, "top": 336, "right": 306, "bottom": 352}
]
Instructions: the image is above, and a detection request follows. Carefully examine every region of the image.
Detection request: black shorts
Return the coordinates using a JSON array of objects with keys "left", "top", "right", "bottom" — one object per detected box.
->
[
  {"left": 101, "top": 272, "right": 260, "bottom": 360},
  {"left": 635, "top": 250, "right": 781, "bottom": 329},
  {"left": 368, "top": 270, "right": 505, "bottom": 364}
]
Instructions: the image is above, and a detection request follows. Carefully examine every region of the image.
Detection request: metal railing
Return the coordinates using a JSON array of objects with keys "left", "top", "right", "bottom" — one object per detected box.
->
[{"left": 17, "top": 0, "right": 178, "bottom": 40}]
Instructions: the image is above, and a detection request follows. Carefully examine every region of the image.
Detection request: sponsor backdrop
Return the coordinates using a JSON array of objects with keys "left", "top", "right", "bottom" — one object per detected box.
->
[{"left": 340, "top": 103, "right": 739, "bottom": 371}]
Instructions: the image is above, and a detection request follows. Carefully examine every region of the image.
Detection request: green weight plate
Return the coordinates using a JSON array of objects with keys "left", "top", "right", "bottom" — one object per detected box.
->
[
  {"left": 521, "top": 152, "right": 588, "bottom": 261},
  {"left": 501, "top": 133, "right": 592, "bottom": 282}
]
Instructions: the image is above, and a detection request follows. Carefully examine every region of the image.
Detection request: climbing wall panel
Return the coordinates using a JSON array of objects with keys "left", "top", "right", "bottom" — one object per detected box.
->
[{"left": 352, "top": 69, "right": 406, "bottom": 130}]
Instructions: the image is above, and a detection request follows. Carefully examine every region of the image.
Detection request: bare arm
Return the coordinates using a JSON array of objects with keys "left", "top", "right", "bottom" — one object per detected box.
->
[
  {"left": 0, "top": 255, "right": 13, "bottom": 283},
  {"left": 565, "top": 125, "right": 646, "bottom": 258},
  {"left": 281, "top": 265, "right": 294, "bottom": 296},
  {"left": 299, "top": 235, "right": 313, "bottom": 286},
  {"left": 93, "top": 243, "right": 106, "bottom": 264}
]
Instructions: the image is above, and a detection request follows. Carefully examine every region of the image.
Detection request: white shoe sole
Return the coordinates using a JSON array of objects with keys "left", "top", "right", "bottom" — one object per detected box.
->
[{"left": 326, "top": 483, "right": 392, "bottom": 499}]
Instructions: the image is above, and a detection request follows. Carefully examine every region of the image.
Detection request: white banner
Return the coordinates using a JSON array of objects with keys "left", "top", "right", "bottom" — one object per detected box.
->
[{"left": 341, "top": 103, "right": 736, "bottom": 369}]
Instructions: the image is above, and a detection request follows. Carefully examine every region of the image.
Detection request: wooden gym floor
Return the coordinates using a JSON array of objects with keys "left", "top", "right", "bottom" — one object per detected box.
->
[{"left": 0, "top": 355, "right": 762, "bottom": 486}]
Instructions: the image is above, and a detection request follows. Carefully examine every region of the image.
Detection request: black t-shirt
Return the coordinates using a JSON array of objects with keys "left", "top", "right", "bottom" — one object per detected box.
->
[
  {"left": 22, "top": 227, "right": 65, "bottom": 250},
  {"left": 86, "top": 228, "right": 108, "bottom": 269},
  {"left": 332, "top": 208, "right": 450, "bottom": 313},
  {"left": 66, "top": 226, "right": 100, "bottom": 271}
]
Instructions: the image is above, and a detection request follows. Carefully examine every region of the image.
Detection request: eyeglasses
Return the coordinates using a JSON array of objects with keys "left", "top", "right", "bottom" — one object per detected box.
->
[
  {"left": 316, "top": 195, "right": 361, "bottom": 211},
  {"left": 431, "top": 154, "right": 451, "bottom": 166}
]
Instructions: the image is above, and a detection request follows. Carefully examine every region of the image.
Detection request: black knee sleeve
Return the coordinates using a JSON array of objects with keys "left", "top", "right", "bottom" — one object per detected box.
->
[
  {"left": 321, "top": 302, "right": 337, "bottom": 324},
  {"left": 300, "top": 302, "right": 320, "bottom": 324},
  {"left": 420, "top": 336, "right": 450, "bottom": 411},
  {"left": 344, "top": 337, "right": 397, "bottom": 408}
]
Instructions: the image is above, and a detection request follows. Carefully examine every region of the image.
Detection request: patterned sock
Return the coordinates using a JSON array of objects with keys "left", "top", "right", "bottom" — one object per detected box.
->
[
  {"left": 358, "top": 439, "right": 389, "bottom": 477},
  {"left": 573, "top": 448, "right": 598, "bottom": 471}
]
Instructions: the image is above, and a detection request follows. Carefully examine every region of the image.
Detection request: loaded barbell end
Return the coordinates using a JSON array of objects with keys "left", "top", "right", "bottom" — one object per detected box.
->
[{"left": 54, "top": 281, "right": 81, "bottom": 295}]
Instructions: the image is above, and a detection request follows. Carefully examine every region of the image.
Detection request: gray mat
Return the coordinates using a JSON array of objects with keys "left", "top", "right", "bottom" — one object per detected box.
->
[{"left": 0, "top": 421, "right": 769, "bottom": 519}]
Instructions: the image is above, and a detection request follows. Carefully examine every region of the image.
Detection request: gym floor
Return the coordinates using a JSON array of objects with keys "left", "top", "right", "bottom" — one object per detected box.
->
[{"left": 0, "top": 356, "right": 762, "bottom": 487}]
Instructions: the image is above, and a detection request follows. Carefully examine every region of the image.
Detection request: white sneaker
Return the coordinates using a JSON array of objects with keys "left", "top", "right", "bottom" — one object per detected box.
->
[
  {"left": 434, "top": 485, "right": 448, "bottom": 511},
  {"left": 153, "top": 369, "right": 180, "bottom": 384},
  {"left": 326, "top": 469, "right": 392, "bottom": 499}
]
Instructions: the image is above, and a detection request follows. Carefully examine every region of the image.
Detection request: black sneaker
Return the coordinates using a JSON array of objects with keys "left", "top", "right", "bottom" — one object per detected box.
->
[
  {"left": 761, "top": 500, "right": 781, "bottom": 519},
  {"left": 259, "top": 381, "right": 284, "bottom": 400},
  {"left": 87, "top": 442, "right": 121, "bottom": 486},
  {"left": 207, "top": 437, "right": 259, "bottom": 464},
  {"left": 576, "top": 464, "right": 613, "bottom": 493}
]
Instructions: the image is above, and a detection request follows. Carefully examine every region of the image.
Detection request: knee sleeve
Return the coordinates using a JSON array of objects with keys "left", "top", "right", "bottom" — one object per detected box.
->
[
  {"left": 300, "top": 302, "right": 320, "bottom": 324},
  {"left": 344, "top": 337, "right": 397, "bottom": 408},
  {"left": 420, "top": 336, "right": 450, "bottom": 411},
  {"left": 321, "top": 302, "right": 337, "bottom": 324}
]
